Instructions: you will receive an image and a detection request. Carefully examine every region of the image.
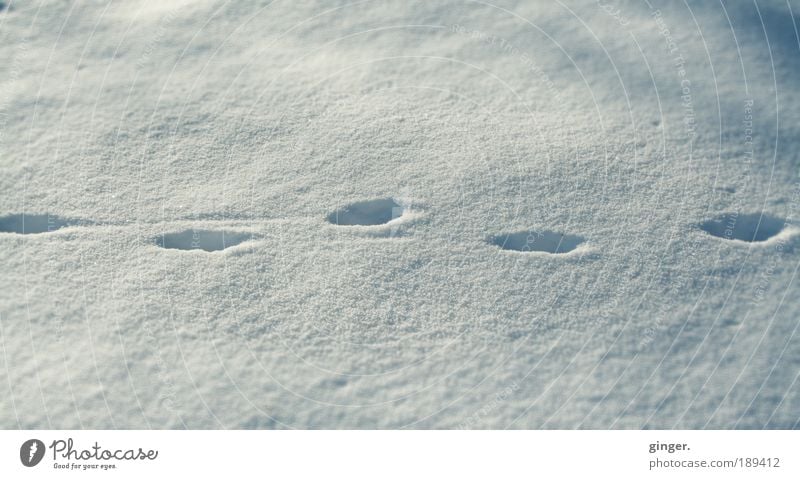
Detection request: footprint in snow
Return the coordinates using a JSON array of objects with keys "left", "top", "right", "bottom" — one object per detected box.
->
[
  {"left": 154, "top": 229, "right": 252, "bottom": 252},
  {"left": 327, "top": 198, "right": 406, "bottom": 226},
  {"left": 0, "top": 214, "right": 71, "bottom": 235},
  {"left": 700, "top": 213, "right": 786, "bottom": 243},
  {"left": 489, "top": 230, "right": 585, "bottom": 254}
]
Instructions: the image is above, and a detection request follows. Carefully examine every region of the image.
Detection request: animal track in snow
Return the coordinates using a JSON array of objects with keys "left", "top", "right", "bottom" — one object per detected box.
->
[
  {"left": 154, "top": 229, "right": 252, "bottom": 252},
  {"left": 327, "top": 198, "right": 405, "bottom": 226},
  {"left": 490, "top": 230, "right": 585, "bottom": 254},
  {"left": 700, "top": 213, "right": 785, "bottom": 243},
  {"left": 0, "top": 214, "right": 70, "bottom": 234}
]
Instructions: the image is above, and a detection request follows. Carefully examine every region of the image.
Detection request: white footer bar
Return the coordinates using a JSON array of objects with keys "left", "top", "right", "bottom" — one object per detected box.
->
[{"left": 1, "top": 431, "right": 795, "bottom": 478}]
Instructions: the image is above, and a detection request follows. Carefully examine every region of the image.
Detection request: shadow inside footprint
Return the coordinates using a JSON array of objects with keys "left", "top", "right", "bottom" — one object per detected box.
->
[
  {"left": 0, "top": 214, "right": 70, "bottom": 234},
  {"left": 700, "top": 213, "right": 785, "bottom": 242},
  {"left": 155, "top": 230, "right": 251, "bottom": 252},
  {"left": 490, "top": 230, "right": 584, "bottom": 254},
  {"left": 327, "top": 198, "right": 404, "bottom": 226}
]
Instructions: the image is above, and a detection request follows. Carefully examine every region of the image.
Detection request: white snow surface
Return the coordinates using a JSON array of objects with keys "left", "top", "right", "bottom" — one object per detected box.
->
[{"left": 1, "top": 0, "right": 799, "bottom": 429}]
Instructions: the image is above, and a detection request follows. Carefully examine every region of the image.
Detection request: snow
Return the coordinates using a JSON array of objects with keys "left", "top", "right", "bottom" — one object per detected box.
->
[{"left": 1, "top": 0, "right": 799, "bottom": 429}]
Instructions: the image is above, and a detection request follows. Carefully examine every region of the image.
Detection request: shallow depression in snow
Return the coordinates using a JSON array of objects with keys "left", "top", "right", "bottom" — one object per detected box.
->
[
  {"left": 154, "top": 229, "right": 252, "bottom": 252},
  {"left": 489, "top": 230, "right": 584, "bottom": 254},
  {"left": 0, "top": 214, "right": 70, "bottom": 234},
  {"left": 327, "top": 198, "right": 405, "bottom": 226},
  {"left": 700, "top": 213, "right": 785, "bottom": 242}
]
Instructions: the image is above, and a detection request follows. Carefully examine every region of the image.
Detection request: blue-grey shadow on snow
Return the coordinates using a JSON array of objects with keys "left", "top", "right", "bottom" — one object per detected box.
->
[
  {"left": 154, "top": 229, "right": 252, "bottom": 252},
  {"left": 489, "top": 230, "right": 584, "bottom": 254},
  {"left": 327, "top": 198, "right": 404, "bottom": 226},
  {"left": 0, "top": 214, "right": 71, "bottom": 234},
  {"left": 700, "top": 212, "right": 785, "bottom": 242}
]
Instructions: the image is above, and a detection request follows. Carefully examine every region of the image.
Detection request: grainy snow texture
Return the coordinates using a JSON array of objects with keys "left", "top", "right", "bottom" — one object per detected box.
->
[{"left": 1, "top": 0, "right": 799, "bottom": 429}]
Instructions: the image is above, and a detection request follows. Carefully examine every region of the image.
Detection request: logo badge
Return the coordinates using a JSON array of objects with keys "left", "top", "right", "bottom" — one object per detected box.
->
[{"left": 20, "top": 439, "right": 45, "bottom": 467}]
